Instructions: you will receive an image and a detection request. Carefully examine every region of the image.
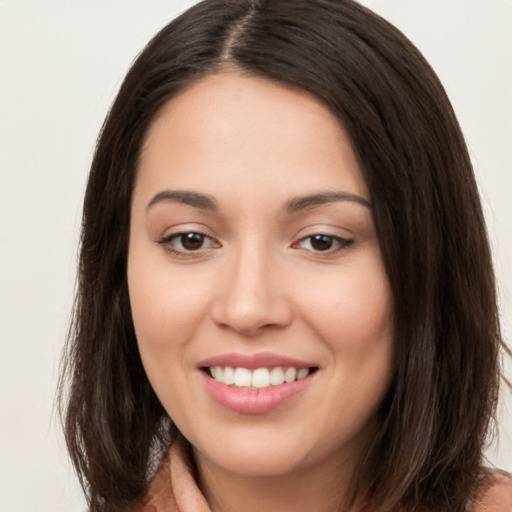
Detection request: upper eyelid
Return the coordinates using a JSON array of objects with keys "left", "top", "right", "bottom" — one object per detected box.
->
[
  {"left": 155, "top": 229, "right": 353, "bottom": 250},
  {"left": 156, "top": 232, "right": 220, "bottom": 258},
  {"left": 158, "top": 226, "right": 217, "bottom": 241},
  {"left": 294, "top": 234, "right": 353, "bottom": 246},
  {"left": 160, "top": 231, "right": 218, "bottom": 244},
  {"left": 290, "top": 220, "right": 357, "bottom": 237}
]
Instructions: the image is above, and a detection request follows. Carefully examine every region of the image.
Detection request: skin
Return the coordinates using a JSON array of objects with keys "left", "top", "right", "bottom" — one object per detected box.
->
[{"left": 128, "top": 72, "right": 395, "bottom": 512}]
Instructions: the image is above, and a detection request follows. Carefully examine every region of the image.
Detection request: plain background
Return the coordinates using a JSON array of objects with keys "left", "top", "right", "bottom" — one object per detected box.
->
[{"left": 0, "top": 1, "right": 510, "bottom": 510}]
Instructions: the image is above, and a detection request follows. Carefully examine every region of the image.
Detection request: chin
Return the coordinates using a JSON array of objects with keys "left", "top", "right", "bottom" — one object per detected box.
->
[
  {"left": 187, "top": 422, "right": 360, "bottom": 479},
  {"left": 195, "top": 441, "right": 311, "bottom": 478}
]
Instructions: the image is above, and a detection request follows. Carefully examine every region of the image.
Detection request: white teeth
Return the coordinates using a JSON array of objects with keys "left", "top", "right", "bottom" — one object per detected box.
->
[
  {"left": 212, "top": 366, "right": 223, "bottom": 381},
  {"left": 252, "top": 368, "right": 270, "bottom": 388},
  {"left": 270, "top": 367, "right": 285, "bottom": 385},
  {"left": 284, "top": 367, "right": 297, "bottom": 383},
  {"left": 223, "top": 366, "right": 235, "bottom": 385},
  {"left": 208, "top": 366, "right": 312, "bottom": 388},
  {"left": 297, "top": 368, "right": 309, "bottom": 380},
  {"left": 233, "top": 367, "right": 252, "bottom": 387}
]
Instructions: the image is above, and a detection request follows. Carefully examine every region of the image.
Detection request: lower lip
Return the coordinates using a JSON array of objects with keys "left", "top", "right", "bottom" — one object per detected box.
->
[{"left": 201, "top": 371, "right": 315, "bottom": 414}]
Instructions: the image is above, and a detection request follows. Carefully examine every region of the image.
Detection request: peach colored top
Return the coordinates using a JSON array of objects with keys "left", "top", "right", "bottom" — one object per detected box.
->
[{"left": 136, "top": 441, "right": 512, "bottom": 512}]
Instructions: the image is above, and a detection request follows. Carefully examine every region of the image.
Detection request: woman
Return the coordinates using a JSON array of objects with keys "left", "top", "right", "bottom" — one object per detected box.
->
[{"left": 59, "top": 0, "right": 512, "bottom": 511}]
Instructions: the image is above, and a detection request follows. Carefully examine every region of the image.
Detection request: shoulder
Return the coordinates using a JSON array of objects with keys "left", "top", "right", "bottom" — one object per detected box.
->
[
  {"left": 472, "top": 469, "right": 512, "bottom": 512},
  {"left": 133, "top": 450, "right": 179, "bottom": 512},
  {"left": 132, "top": 439, "right": 209, "bottom": 512}
]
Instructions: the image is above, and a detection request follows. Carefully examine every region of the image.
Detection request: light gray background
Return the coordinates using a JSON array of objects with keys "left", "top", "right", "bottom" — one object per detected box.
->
[{"left": 0, "top": 1, "right": 510, "bottom": 510}]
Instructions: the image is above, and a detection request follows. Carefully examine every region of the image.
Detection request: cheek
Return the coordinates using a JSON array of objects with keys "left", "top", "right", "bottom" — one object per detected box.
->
[
  {"left": 300, "top": 253, "right": 394, "bottom": 355},
  {"left": 295, "top": 247, "right": 396, "bottom": 426},
  {"left": 126, "top": 248, "right": 214, "bottom": 423},
  {"left": 127, "top": 245, "right": 211, "bottom": 361},
  {"left": 301, "top": 255, "right": 395, "bottom": 433}
]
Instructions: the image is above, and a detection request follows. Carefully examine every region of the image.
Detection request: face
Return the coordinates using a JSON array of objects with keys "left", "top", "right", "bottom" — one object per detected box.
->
[{"left": 128, "top": 72, "right": 394, "bottom": 479}]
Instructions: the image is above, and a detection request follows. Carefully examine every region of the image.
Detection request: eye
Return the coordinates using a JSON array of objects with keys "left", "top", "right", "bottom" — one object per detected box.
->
[
  {"left": 157, "top": 231, "right": 219, "bottom": 254},
  {"left": 296, "top": 234, "right": 353, "bottom": 253}
]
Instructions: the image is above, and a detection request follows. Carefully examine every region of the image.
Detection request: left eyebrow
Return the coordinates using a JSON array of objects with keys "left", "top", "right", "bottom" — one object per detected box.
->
[
  {"left": 284, "top": 191, "right": 371, "bottom": 212},
  {"left": 146, "top": 190, "right": 219, "bottom": 211}
]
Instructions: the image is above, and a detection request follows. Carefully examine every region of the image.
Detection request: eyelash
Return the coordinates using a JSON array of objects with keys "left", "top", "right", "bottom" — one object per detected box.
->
[
  {"left": 293, "top": 234, "right": 354, "bottom": 254},
  {"left": 156, "top": 232, "right": 354, "bottom": 257},
  {"left": 156, "top": 231, "right": 219, "bottom": 256}
]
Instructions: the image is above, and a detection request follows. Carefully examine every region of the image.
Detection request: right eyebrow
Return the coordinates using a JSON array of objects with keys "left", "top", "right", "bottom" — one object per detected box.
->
[
  {"left": 285, "top": 191, "right": 371, "bottom": 212},
  {"left": 146, "top": 190, "right": 219, "bottom": 211}
]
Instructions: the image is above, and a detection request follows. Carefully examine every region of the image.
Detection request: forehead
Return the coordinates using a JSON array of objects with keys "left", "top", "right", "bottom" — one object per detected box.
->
[{"left": 136, "top": 72, "right": 368, "bottom": 205}]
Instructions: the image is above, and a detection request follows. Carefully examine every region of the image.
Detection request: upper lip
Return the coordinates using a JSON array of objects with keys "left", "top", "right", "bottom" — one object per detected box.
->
[{"left": 198, "top": 352, "right": 316, "bottom": 370}]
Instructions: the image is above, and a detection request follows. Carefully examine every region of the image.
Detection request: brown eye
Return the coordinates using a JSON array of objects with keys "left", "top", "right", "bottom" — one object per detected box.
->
[
  {"left": 157, "top": 231, "right": 219, "bottom": 255},
  {"left": 309, "top": 235, "right": 334, "bottom": 251},
  {"left": 180, "top": 232, "right": 205, "bottom": 251},
  {"left": 296, "top": 234, "right": 354, "bottom": 253}
]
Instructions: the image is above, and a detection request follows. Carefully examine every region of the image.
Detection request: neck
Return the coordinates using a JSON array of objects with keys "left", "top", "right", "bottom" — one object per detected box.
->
[{"left": 193, "top": 448, "right": 365, "bottom": 512}]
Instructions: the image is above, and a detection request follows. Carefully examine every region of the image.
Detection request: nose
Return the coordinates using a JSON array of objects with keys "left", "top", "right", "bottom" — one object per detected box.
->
[{"left": 210, "top": 245, "right": 293, "bottom": 336}]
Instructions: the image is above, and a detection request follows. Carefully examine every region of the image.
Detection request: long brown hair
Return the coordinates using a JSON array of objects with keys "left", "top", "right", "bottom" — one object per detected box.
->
[{"left": 59, "top": 1, "right": 503, "bottom": 511}]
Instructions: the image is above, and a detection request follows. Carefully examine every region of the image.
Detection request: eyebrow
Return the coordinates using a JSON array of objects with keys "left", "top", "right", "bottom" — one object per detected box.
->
[
  {"left": 146, "top": 189, "right": 370, "bottom": 213},
  {"left": 147, "top": 190, "right": 219, "bottom": 211},
  {"left": 285, "top": 191, "right": 371, "bottom": 211}
]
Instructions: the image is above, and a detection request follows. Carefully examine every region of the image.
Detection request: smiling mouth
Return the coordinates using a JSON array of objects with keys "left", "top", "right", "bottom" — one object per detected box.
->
[{"left": 202, "top": 366, "right": 318, "bottom": 389}]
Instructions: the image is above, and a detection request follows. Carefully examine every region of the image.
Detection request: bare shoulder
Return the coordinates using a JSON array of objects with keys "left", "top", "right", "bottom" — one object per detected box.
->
[{"left": 472, "top": 469, "right": 512, "bottom": 512}]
